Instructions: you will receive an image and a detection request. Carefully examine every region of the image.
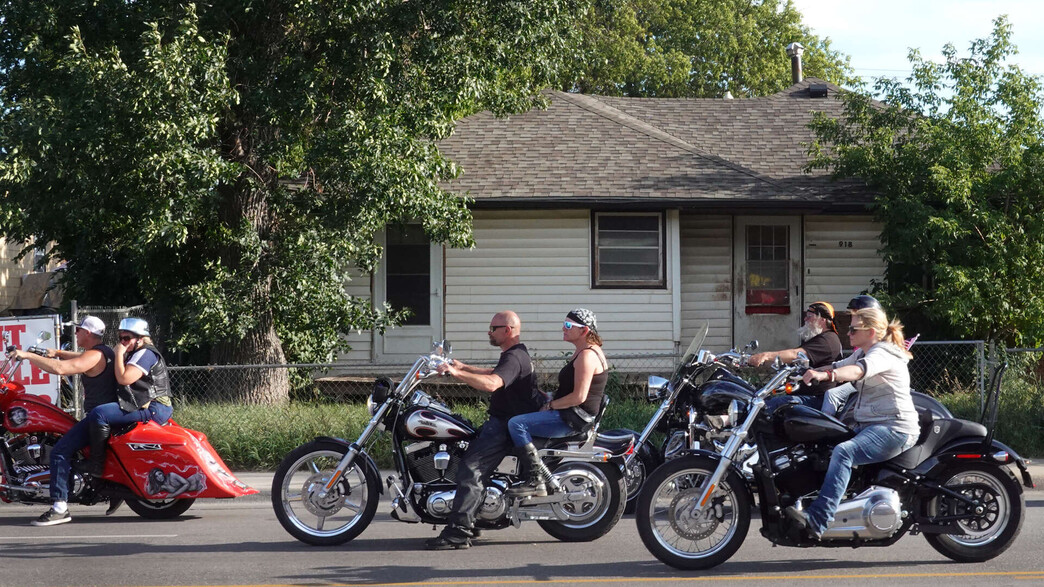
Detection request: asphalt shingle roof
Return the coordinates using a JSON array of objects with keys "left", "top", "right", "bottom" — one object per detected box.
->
[{"left": 438, "top": 78, "right": 870, "bottom": 210}]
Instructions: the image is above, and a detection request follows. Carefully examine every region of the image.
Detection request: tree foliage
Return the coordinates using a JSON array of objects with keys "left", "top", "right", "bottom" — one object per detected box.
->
[
  {"left": 0, "top": 1, "right": 586, "bottom": 402},
  {"left": 807, "top": 17, "right": 1044, "bottom": 346},
  {"left": 561, "top": 0, "right": 855, "bottom": 97}
]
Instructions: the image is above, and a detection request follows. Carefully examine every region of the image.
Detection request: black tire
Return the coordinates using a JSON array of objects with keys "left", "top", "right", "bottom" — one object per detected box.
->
[
  {"left": 635, "top": 455, "right": 750, "bottom": 570},
  {"left": 922, "top": 464, "right": 1024, "bottom": 563},
  {"left": 126, "top": 497, "right": 195, "bottom": 519},
  {"left": 271, "top": 440, "right": 380, "bottom": 546},
  {"left": 538, "top": 461, "right": 626, "bottom": 542},
  {"left": 624, "top": 448, "right": 658, "bottom": 515},
  {"left": 602, "top": 428, "right": 658, "bottom": 515}
]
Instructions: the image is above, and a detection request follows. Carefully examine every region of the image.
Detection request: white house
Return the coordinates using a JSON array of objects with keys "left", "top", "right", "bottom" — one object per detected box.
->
[{"left": 345, "top": 79, "right": 886, "bottom": 366}]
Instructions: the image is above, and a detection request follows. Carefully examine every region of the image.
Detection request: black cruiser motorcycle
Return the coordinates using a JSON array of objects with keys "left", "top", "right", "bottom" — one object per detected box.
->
[
  {"left": 618, "top": 323, "right": 954, "bottom": 513},
  {"left": 272, "top": 341, "right": 631, "bottom": 546},
  {"left": 634, "top": 348, "right": 1034, "bottom": 570}
]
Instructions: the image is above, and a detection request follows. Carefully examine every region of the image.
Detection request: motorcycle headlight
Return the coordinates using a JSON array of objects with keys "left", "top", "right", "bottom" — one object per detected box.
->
[
  {"left": 727, "top": 399, "right": 743, "bottom": 425},
  {"left": 368, "top": 377, "right": 392, "bottom": 415},
  {"left": 646, "top": 375, "right": 670, "bottom": 401}
]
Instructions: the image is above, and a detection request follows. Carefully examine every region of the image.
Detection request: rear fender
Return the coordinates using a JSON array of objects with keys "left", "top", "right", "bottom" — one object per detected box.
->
[
  {"left": 109, "top": 421, "right": 259, "bottom": 499},
  {"left": 911, "top": 437, "right": 1033, "bottom": 490},
  {"left": 314, "top": 436, "right": 384, "bottom": 495}
]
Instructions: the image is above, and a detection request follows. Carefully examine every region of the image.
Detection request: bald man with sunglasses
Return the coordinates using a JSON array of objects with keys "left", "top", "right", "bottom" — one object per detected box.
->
[{"left": 426, "top": 311, "right": 543, "bottom": 550}]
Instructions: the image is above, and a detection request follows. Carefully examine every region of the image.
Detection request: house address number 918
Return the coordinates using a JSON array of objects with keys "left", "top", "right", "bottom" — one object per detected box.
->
[{"left": 838, "top": 241, "right": 853, "bottom": 248}]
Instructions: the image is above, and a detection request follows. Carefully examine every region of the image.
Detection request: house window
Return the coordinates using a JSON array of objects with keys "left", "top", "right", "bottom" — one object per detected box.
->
[
  {"left": 745, "top": 225, "right": 790, "bottom": 313},
  {"left": 592, "top": 212, "right": 665, "bottom": 288},
  {"left": 386, "top": 224, "right": 430, "bottom": 326}
]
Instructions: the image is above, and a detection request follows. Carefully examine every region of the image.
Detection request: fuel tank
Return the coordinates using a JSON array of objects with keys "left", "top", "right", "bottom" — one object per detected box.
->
[
  {"left": 401, "top": 406, "right": 475, "bottom": 440},
  {"left": 775, "top": 404, "right": 854, "bottom": 444},
  {"left": 3, "top": 397, "right": 76, "bottom": 435},
  {"left": 698, "top": 379, "right": 756, "bottom": 414}
]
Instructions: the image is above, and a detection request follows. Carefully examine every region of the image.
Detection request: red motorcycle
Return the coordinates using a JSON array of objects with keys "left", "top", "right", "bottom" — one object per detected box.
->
[{"left": 0, "top": 340, "right": 257, "bottom": 518}]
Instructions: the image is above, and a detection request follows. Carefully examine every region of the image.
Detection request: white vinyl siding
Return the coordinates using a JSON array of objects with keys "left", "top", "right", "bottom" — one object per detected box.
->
[
  {"left": 803, "top": 215, "right": 886, "bottom": 312},
  {"left": 336, "top": 267, "right": 374, "bottom": 363},
  {"left": 679, "top": 214, "right": 732, "bottom": 351},
  {"left": 445, "top": 209, "right": 675, "bottom": 364}
]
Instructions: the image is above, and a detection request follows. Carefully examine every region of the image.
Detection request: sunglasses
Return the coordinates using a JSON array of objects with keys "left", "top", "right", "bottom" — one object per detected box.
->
[
  {"left": 488, "top": 325, "right": 510, "bottom": 332},
  {"left": 119, "top": 335, "right": 137, "bottom": 342},
  {"left": 847, "top": 326, "right": 870, "bottom": 335},
  {"left": 563, "top": 321, "right": 586, "bottom": 330}
]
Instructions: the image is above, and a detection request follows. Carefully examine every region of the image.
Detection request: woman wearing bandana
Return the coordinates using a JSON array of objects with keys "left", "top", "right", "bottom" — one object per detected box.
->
[{"left": 505, "top": 308, "right": 608, "bottom": 498}]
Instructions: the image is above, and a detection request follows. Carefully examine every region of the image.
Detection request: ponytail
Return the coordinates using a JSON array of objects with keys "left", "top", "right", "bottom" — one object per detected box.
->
[{"left": 885, "top": 319, "right": 912, "bottom": 359}]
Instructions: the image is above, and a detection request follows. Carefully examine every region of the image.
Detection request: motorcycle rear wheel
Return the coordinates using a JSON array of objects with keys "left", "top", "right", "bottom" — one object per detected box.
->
[
  {"left": 272, "top": 440, "right": 379, "bottom": 546},
  {"left": 538, "top": 461, "right": 625, "bottom": 542},
  {"left": 922, "top": 464, "right": 1024, "bottom": 563},
  {"left": 126, "top": 497, "right": 195, "bottom": 519},
  {"left": 636, "top": 455, "right": 750, "bottom": 570}
]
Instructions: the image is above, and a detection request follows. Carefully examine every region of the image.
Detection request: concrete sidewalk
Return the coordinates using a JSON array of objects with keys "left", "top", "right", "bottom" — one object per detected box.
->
[{"left": 232, "top": 458, "right": 1044, "bottom": 502}]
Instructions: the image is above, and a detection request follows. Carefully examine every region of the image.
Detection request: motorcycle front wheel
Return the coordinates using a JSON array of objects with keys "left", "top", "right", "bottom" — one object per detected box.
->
[
  {"left": 636, "top": 455, "right": 750, "bottom": 570},
  {"left": 271, "top": 440, "right": 379, "bottom": 546},
  {"left": 922, "top": 463, "right": 1024, "bottom": 562},
  {"left": 538, "top": 461, "right": 625, "bottom": 542}
]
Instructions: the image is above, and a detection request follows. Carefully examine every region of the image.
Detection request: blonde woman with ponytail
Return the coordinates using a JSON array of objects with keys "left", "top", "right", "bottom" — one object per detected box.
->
[{"left": 786, "top": 307, "right": 920, "bottom": 540}]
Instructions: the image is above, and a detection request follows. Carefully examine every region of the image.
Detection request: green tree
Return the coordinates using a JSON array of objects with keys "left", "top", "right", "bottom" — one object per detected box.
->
[
  {"left": 562, "top": 0, "right": 855, "bottom": 97},
  {"left": 0, "top": 1, "right": 586, "bottom": 402},
  {"left": 807, "top": 16, "right": 1044, "bottom": 346}
]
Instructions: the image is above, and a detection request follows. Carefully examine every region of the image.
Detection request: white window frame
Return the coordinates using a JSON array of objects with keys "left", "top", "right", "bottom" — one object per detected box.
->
[{"left": 591, "top": 211, "right": 666, "bottom": 289}]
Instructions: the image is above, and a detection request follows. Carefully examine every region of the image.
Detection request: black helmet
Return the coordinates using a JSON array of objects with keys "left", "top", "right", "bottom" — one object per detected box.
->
[{"left": 847, "top": 294, "right": 881, "bottom": 312}]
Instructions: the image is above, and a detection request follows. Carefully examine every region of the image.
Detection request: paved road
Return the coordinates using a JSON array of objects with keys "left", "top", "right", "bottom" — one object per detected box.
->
[{"left": 0, "top": 468, "right": 1040, "bottom": 587}]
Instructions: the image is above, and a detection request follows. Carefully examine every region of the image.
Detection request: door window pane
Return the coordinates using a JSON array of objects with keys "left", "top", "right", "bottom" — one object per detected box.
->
[
  {"left": 386, "top": 224, "right": 430, "bottom": 325},
  {"left": 745, "top": 225, "right": 790, "bottom": 310}
]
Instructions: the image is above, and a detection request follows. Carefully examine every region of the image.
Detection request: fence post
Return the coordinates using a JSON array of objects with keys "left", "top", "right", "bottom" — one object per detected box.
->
[
  {"left": 977, "top": 340, "right": 987, "bottom": 415},
  {"left": 70, "top": 300, "right": 83, "bottom": 419}
]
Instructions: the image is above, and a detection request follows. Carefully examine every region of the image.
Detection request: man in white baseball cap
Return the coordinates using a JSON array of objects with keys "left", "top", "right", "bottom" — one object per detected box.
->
[{"left": 9, "top": 315, "right": 121, "bottom": 525}]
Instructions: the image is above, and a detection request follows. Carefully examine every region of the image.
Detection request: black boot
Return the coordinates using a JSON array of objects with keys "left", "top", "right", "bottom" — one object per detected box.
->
[
  {"left": 507, "top": 443, "right": 553, "bottom": 498},
  {"left": 86, "top": 422, "right": 111, "bottom": 477}
]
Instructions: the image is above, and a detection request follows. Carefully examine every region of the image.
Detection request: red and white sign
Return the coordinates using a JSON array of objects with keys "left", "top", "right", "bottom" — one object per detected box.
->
[{"left": 0, "top": 315, "right": 61, "bottom": 404}]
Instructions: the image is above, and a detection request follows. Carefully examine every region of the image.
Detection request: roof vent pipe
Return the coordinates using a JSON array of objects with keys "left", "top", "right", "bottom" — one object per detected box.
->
[{"left": 786, "top": 42, "right": 804, "bottom": 84}]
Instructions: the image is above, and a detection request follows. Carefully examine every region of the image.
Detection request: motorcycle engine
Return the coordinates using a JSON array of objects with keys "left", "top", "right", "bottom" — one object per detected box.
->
[
  {"left": 821, "top": 486, "right": 903, "bottom": 540},
  {"left": 8, "top": 433, "right": 54, "bottom": 469},
  {"left": 404, "top": 440, "right": 466, "bottom": 484},
  {"left": 769, "top": 445, "right": 823, "bottom": 499}
]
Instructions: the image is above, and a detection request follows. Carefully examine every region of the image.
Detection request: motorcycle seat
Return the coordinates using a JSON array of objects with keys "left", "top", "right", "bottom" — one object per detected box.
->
[{"left": 888, "top": 418, "right": 988, "bottom": 469}]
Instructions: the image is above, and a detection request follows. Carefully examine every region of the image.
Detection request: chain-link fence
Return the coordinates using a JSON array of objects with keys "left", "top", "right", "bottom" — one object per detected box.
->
[
  {"left": 54, "top": 302, "right": 994, "bottom": 407},
  {"left": 168, "top": 352, "right": 681, "bottom": 404},
  {"left": 162, "top": 343, "right": 989, "bottom": 405}
]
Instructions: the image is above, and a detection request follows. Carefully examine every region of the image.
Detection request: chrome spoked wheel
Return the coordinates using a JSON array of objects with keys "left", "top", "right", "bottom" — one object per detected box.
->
[
  {"left": 272, "top": 441, "right": 379, "bottom": 545},
  {"left": 636, "top": 456, "right": 750, "bottom": 570},
  {"left": 538, "top": 462, "right": 625, "bottom": 542}
]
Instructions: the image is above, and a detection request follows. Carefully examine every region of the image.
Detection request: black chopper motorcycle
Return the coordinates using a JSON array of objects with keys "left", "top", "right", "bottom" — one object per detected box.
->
[
  {"left": 271, "top": 341, "right": 632, "bottom": 546},
  {"left": 634, "top": 349, "right": 1034, "bottom": 570}
]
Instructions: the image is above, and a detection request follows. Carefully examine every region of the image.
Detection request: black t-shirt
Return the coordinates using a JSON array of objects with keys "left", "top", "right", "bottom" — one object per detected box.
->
[
  {"left": 800, "top": 331, "right": 843, "bottom": 396},
  {"left": 487, "top": 344, "right": 542, "bottom": 418},
  {"left": 82, "top": 344, "right": 118, "bottom": 412}
]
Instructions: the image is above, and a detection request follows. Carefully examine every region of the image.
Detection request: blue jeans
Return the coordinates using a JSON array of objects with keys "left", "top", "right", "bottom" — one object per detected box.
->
[
  {"left": 87, "top": 401, "right": 173, "bottom": 429},
  {"left": 49, "top": 402, "right": 174, "bottom": 503},
  {"left": 508, "top": 410, "right": 575, "bottom": 446},
  {"left": 804, "top": 424, "right": 911, "bottom": 535},
  {"left": 50, "top": 419, "right": 90, "bottom": 502}
]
